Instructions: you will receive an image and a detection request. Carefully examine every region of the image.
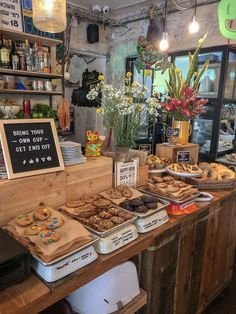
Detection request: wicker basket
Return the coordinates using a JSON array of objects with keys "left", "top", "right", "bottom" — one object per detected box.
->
[{"left": 187, "top": 177, "right": 236, "bottom": 190}]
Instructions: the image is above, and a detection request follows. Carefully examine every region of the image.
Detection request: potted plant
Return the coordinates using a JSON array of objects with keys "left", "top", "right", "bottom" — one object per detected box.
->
[{"left": 162, "top": 34, "right": 209, "bottom": 144}]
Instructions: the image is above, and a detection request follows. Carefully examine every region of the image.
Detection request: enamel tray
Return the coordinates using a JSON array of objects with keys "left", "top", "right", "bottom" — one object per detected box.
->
[
  {"left": 140, "top": 188, "right": 200, "bottom": 204},
  {"left": 31, "top": 233, "right": 99, "bottom": 266},
  {"left": 166, "top": 166, "right": 202, "bottom": 177},
  {"left": 119, "top": 194, "right": 170, "bottom": 218},
  {"left": 80, "top": 205, "right": 137, "bottom": 238}
]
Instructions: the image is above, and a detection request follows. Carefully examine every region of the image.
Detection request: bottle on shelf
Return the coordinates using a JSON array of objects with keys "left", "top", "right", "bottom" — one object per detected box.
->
[
  {"left": 0, "top": 37, "right": 10, "bottom": 69},
  {"left": 11, "top": 41, "right": 20, "bottom": 70},
  {"left": 43, "top": 50, "right": 51, "bottom": 73},
  {"left": 35, "top": 43, "right": 45, "bottom": 72},
  {"left": 25, "top": 40, "right": 34, "bottom": 72}
]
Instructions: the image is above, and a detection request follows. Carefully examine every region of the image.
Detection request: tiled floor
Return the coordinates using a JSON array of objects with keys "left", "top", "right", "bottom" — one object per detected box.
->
[{"left": 204, "top": 266, "right": 236, "bottom": 314}]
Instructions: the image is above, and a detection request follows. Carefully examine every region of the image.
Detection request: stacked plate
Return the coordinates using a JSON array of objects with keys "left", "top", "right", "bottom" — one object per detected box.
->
[{"left": 60, "top": 141, "right": 86, "bottom": 166}]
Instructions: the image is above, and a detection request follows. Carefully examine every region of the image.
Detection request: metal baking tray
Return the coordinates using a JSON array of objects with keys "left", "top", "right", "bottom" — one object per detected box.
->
[
  {"left": 81, "top": 205, "right": 137, "bottom": 238},
  {"left": 31, "top": 233, "right": 99, "bottom": 266},
  {"left": 139, "top": 188, "right": 200, "bottom": 204},
  {"left": 119, "top": 193, "right": 170, "bottom": 218}
]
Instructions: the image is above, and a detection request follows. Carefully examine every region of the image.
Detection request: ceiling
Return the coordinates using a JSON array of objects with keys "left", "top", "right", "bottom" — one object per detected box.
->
[{"left": 67, "top": 0, "right": 160, "bottom": 11}]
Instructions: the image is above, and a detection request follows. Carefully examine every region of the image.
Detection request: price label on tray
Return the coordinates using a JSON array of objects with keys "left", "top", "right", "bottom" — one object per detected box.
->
[
  {"left": 135, "top": 210, "right": 169, "bottom": 233},
  {"left": 111, "top": 228, "right": 136, "bottom": 248}
]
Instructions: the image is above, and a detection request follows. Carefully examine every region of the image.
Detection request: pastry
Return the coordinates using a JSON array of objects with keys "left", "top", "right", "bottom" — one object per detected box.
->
[
  {"left": 24, "top": 224, "right": 44, "bottom": 236},
  {"left": 15, "top": 214, "right": 33, "bottom": 227},
  {"left": 111, "top": 217, "right": 125, "bottom": 224},
  {"left": 93, "top": 199, "right": 111, "bottom": 208},
  {"left": 119, "top": 212, "right": 133, "bottom": 220},
  {"left": 120, "top": 201, "right": 130, "bottom": 210},
  {"left": 44, "top": 216, "right": 64, "bottom": 229},
  {"left": 135, "top": 205, "right": 148, "bottom": 213},
  {"left": 167, "top": 185, "right": 180, "bottom": 193},
  {"left": 153, "top": 177, "right": 163, "bottom": 183},
  {"left": 141, "top": 195, "right": 158, "bottom": 203},
  {"left": 66, "top": 200, "right": 85, "bottom": 208},
  {"left": 116, "top": 185, "right": 125, "bottom": 193},
  {"left": 156, "top": 182, "right": 168, "bottom": 189},
  {"left": 108, "top": 207, "right": 121, "bottom": 216},
  {"left": 33, "top": 208, "right": 51, "bottom": 221},
  {"left": 122, "top": 187, "right": 132, "bottom": 199},
  {"left": 74, "top": 205, "right": 96, "bottom": 218},
  {"left": 130, "top": 199, "right": 144, "bottom": 207},
  {"left": 98, "top": 211, "right": 112, "bottom": 219},
  {"left": 98, "top": 220, "right": 114, "bottom": 230},
  {"left": 107, "top": 188, "right": 122, "bottom": 199},
  {"left": 163, "top": 176, "right": 174, "bottom": 182},
  {"left": 146, "top": 202, "right": 157, "bottom": 209},
  {"left": 88, "top": 215, "right": 102, "bottom": 224},
  {"left": 38, "top": 230, "right": 60, "bottom": 244}
]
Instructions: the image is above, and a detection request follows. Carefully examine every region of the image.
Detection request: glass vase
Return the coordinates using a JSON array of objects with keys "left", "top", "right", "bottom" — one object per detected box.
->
[{"left": 115, "top": 146, "right": 131, "bottom": 162}]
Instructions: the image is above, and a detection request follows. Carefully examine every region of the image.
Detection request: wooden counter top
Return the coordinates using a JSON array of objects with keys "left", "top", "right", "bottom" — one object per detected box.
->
[{"left": 0, "top": 189, "right": 234, "bottom": 314}]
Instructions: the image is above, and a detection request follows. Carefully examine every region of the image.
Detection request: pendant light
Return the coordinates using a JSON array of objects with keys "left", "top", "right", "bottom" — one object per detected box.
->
[
  {"left": 189, "top": 0, "right": 200, "bottom": 33},
  {"left": 32, "top": 0, "right": 66, "bottom": 33},
  {"left": 159, "top": 0, "right": 169, "bottom": 51}
]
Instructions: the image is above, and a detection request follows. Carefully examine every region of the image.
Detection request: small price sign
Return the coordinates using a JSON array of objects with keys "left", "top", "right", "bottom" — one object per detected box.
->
[
  {"left": 177, "top": 151, "right": 191, "bottom": 163},
  {"left": 166, "top": 127, "right": 179, "bottom": 138},
  {"left": 0, "top": 0, "right": 23, "bottom": 32},
  {"left": 139, "top": 144, "right": 152, "bottom": 154}
]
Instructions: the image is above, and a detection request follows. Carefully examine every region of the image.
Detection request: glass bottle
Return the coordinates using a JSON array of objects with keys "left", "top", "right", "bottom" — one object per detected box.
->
[
  {"left": 23, "top": 99, "right": 31, "bottom": 118},
  {"left": 19, "top": 42, "right": 26, "bottom": 71},
  {"left": 11, "top": 41, "right": 20, "bottom": 70},
  {"left": 43, "top": 50, "right": 50, "bottom": 73},
  {"left": 35, "top": 43, "right": 44, "bottom": 72},
  {"left": 0, "top": 37, "right": 10, "bottom": 69}
]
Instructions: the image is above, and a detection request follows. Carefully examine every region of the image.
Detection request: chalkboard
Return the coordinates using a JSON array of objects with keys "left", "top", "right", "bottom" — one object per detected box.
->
[
  {"left": 0, "top": 119, "right": 64, "bottom": 179},
  {"left": 177, "top": 151, "right": 191, "bottom": 163}
]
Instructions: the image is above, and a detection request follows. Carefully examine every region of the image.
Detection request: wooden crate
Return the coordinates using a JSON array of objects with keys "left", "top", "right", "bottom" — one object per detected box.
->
[
  {"left": 156, "top": 143, "right": 199, "bottom": 163},
  {"left": 0, "top": 156, "right": 113, "bottom": 226}
]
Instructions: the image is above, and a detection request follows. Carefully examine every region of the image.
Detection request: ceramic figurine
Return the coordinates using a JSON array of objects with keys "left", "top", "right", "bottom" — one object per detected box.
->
[{"left": 85, "top": 130, "right": 105, "bottom": 157}]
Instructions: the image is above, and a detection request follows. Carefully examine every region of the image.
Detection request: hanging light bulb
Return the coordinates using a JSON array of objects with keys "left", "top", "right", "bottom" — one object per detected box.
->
[
  {"left": 32, "top": 0, "right": 66, "bottom": 33},
  {"left": 189, "top": 0, "right": 200, "bottom": 34},
  {"left": 189, "top": 16, "right": 200, "bottom": 33},
  {"left": 159, "top": 32, "right": 169, "bottom": 51},
  {"left": 159, "top": 0, "right": 169, "bottom": 51}
]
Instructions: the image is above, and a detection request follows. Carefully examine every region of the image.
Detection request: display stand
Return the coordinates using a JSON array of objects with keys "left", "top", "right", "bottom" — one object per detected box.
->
[{"left": 156, "top": 143, "right": 199, "bottom": 163}]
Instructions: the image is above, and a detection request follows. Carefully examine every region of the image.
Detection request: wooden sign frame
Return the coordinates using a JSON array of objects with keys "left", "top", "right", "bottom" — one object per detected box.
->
[{"left": 0, "top": 119, "right": 64, "bottom": 179}]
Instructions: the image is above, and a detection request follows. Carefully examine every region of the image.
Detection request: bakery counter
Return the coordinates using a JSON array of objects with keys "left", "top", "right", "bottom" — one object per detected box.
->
[{"left": 0, "top": 189, "right": 235, "bottom": 314}]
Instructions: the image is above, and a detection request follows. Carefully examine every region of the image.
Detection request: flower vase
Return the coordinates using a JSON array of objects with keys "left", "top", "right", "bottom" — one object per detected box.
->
[
  {"left": 172, "top": 120, "right": 192, "bottom": 145},
  {"left": 115, "top": 146, "right": 131, "bottom": 162}
]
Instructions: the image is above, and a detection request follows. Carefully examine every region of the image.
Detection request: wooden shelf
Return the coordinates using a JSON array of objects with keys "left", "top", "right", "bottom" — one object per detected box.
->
[
  {"left": 0, "top": 68, "right": 63, "bottom": 79},
  {"left": 114, "top": 289, "right": 147, "bottom": 314},
  {"left": 0, "top": 89, "right": 63, "bottom": 95},
  {"left": 1, "top": 28, "right": 62, "bottom": 46}
]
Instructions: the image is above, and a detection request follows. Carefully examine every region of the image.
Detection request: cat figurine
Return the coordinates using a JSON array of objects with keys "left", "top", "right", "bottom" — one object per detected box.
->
[{"left": 85, "top": 130, "right": 105, "bottom": 157}]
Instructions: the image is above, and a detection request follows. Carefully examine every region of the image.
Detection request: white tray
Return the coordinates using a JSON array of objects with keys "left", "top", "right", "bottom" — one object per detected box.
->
[
  {"left": 166, "top": 166, "right": 202, "bottom": 177},
  {"left": 225, "top": 154, "right": 236, "bottom": 164}
]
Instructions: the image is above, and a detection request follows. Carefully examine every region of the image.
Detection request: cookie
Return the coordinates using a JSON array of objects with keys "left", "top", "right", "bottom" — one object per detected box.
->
[
  {"left": 108, "top": 207, "right": 121, "bottom": 216},
  {"left": 122, "top": 187, "right": 132, "bottom": 198},
  {"left": 109, "top": 189, "right": 122, "bottom": 199},
  {"left": 119, "top": 212, "right": 134, "bottom": 220},
  {"left": 15, "top": 214, "right": 33, "bottom": 227},
  {"left": 24, "top": 224, "right": 45, "bottom": 236},
  {"left": 120, "top": 201, "right": 130, "bottom": 210},
  {"left": 98, "top": 220, "right": 114, "bottom": 230},
  {"left": 146, "top": 202, "right": 157, "bottom": 209},
  {"left": 135, "top": 205, "right": 148, "bottom": 213},
  {"left": 111, "top": 216, "right": 125, "bottom": 224},
  {"left": 38, "top": 230, "right": 60, "bottom": 244},
  {"left": 33, "top": 208, "right": 51, "bottom": 221},
  {"left": 130, "top": 199, "right": 144, "bottom": 207},
  {"left": 66, "top": 200, "right": 85, "bottom": 208},
  {"left": 44, "top": 216, "right": 64, "bottom": 229},
  {"left": 88, "top": 215, "right": 102, "bottom": 224},
  {"left": 141, "top": 195, "right": 158, "bottom": 204},
  {"left": 98, "top": 211, "right": 112, "bottom": 219},
  {"left": 93, "top": 199, "right": 111, "bottom": 208}
]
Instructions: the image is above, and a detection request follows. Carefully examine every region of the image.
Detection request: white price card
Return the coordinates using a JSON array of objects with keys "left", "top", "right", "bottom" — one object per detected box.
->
[
  {"left": 0, "top": 0, "right": 23, "bottom": 32},
  {"left": 115, "top": 159, "right": 138, "bottom": 187}
]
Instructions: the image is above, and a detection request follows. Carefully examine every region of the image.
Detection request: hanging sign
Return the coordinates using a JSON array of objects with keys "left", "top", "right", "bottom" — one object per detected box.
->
[
  {"left": 218, "top": 0, "right": 236, "bottom": 40},
  {"left": 0, "top": 119, "right": 64, "bottom": 179},
  {"left": 177, "top": 151, "right": 190, "bottom": 163},
  {"left": 0, "top": 0, "right": 23, "bottom": 32},
  {"left": 115, "top": 159, "right": 138, "bottom": 187}
]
